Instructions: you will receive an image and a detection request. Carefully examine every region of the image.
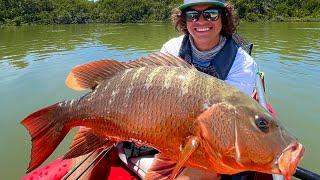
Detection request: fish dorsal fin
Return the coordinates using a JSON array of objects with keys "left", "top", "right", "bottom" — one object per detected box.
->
[
  {"left": 65, "top": 59, "right": 130, "bottom": 91},
  {"left": 64, "top": 127, "right": 114, "bottom": 159},
  {"left": 66, "top": 52, "right": 194, "bottom": 91},
  {"left": 128, "top": 52, "right": 194, "bottom": 69}
]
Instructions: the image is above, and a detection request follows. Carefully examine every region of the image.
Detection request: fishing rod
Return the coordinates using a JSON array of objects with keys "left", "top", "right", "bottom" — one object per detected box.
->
[
  {"left": 74, "top": 147, "right": 111, "bottom": 180},
  {"left": 62, "top": 147, "right": 112, "bottom": 180},
  {"left": 255, "top": 73, "right": 320, "bottom": 180},
  {"left": 62, "top": 151, "right": 96, "bottom": 180},
  {"left": 256, "top": 73, "right": 284, "bottom": 180},
  {"left": 295, "top": 166, "right": 320, "bottom": 180}
]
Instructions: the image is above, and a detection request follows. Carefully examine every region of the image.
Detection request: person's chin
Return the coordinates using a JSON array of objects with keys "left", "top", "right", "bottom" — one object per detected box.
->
[{"left": 193, "top": 33, "right": 213, "bottom": 40}]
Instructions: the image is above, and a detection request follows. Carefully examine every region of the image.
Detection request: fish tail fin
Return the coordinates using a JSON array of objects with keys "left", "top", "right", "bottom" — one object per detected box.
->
[{"left": 21, "top": 103, "right": 70, "bottom": 173}]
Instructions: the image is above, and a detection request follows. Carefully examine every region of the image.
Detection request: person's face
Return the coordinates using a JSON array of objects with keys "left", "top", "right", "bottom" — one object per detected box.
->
[{"left": 185, "top": 4, "right": 222, "bottom": 48}]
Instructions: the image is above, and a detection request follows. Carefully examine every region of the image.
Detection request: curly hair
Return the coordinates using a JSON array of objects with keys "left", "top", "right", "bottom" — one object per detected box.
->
[{"left": 171, "top": 3, "right": 239, "bottom": 38}]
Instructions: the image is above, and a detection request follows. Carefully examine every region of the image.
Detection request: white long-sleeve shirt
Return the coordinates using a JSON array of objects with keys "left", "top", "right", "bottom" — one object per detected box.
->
[{"left": 160, "top": 35, "right": 257, "bottom": 96}]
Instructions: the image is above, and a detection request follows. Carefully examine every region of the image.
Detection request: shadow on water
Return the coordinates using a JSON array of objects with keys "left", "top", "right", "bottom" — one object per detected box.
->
[{"left": 0, "top": 22, "right": 319, "bottom": 179}]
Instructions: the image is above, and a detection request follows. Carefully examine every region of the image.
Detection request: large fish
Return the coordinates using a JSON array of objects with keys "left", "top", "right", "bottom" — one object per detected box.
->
[{"left": 22, "top": 53, "right": 304, "bottom": 179}]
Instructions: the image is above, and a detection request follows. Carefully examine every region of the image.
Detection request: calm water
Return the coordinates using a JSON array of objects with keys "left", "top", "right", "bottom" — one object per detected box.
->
[{"left": 0, "top": 22, "right": 319, "bottom": 179}]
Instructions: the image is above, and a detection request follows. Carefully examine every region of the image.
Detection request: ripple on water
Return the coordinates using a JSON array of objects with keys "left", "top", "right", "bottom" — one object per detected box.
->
[
  {"left": 47, "top": 30, "right": 66, "bottom": 33},
  {"left": 294, "top": 28, "right": 320, "bottom": 30},
  {"left": 0, "top": 61, "right": 10, "bottom": 72}
]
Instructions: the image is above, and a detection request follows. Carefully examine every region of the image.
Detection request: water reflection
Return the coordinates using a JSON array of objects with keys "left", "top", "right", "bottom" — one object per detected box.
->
[
  {"left": 239, "top": 22, "right": 320, "bottom": 65},
  {"left": 0, "top": 24, "right": 180, "bottom": 69},
  {"left": 1, "top": 23, "right": 319, "bottom": 70}
]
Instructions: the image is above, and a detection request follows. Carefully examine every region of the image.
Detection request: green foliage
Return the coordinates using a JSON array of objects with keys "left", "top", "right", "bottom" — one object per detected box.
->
[
  {"left": 0, "top": 0, "right": 319, "bottom": 25},
  {"left": 231, "top": 0, "right": 320, "bottom": 22},
  {"left": 95, "top": 0, "right": 177, "bottom": 23}
]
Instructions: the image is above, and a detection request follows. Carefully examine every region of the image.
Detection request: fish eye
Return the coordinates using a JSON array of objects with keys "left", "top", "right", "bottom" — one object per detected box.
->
[{"left": 255, "top": 116, "right": 270, "bottom": 133}]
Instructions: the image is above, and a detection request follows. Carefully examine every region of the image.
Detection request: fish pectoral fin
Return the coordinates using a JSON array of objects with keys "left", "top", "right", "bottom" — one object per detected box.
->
[
  {"left": 145, "top": 136, "right": 200, "bottom": 180},
  {"left": 170, "top": 136, "right": 200, "bottom": 180},
  {"left": 64, "top": 127, "right": 115, "bottom": 159},
  {"left": 145, "top": 154, "right": 177, "bottom": 180}
]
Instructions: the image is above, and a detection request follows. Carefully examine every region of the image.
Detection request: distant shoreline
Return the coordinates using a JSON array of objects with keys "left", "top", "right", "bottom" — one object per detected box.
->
[
  {"left": 1, "top": 19, "right": 319, "bottom": 27},
  {"left": 1, "top": 0, "right": 319, "bottom": 26}
]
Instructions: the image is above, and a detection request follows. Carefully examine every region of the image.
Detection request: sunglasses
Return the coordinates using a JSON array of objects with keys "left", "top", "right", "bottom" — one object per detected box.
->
[{"left": 185, "top": 9, "right": 221, "bottom": 22}]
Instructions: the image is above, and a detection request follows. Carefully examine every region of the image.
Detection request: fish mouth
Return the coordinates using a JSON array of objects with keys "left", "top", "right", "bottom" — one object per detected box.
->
[{"left": 277, "top": 142, "right": 304, "bottom": 179}]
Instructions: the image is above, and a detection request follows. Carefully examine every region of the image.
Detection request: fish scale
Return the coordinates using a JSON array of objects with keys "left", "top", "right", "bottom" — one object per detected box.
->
[{"left": 65, "top": 67, "right": 212, "bottom": 152}]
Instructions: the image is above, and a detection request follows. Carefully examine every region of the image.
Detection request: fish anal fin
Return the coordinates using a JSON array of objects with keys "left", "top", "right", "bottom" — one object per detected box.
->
[
  {"left": 145, "top": 154, "right": 177, "bottom": 180},
  {"left": 68, "top": 149, "right": 106, "bottom": 180},
  {"left": 170, "top": 136, "right": 200, "bottom": 180},
  {"left": 64, "top": 127, "right": 114, "bottom": 159}
]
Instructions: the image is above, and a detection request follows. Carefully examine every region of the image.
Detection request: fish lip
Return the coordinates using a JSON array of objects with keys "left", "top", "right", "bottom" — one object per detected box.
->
[{"left": 277, "top": 142, "right": 304, "bottom": 178}]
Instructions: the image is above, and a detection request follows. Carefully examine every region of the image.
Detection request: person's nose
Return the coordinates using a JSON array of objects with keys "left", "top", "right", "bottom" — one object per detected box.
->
[{"left": 197, "top": 14, "right": 207, "bottom": 24}]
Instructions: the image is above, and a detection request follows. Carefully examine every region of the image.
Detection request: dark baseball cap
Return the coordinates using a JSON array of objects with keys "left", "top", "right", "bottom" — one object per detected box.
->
[{"left": 178, "top": 0, "right": 226, "bottom": 10}]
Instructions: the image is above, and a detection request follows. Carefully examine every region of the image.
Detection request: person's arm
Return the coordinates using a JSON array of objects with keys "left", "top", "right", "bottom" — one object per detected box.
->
[{"left": 225, "top": 48, "right": 258, "bottom": 96}]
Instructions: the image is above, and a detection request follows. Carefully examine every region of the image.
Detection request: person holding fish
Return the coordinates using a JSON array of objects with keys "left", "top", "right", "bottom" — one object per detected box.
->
[
  {"left": 118, "top": 0, "right": 264, "bottom": 179},
  {"left": 21, "top": 0, "right": 305, "bottom": 180}
]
